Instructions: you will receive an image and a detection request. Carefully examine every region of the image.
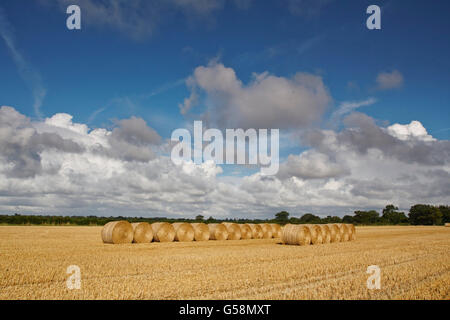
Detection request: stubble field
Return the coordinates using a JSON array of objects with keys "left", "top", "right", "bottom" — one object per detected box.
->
[{"left": 0, "top": 225, "right": 449, "bottom": 299}]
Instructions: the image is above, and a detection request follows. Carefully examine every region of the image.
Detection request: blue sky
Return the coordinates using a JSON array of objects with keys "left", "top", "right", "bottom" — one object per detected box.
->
[
  {"left": 1, "top": 0, "right": 449, "bottom": 138},
  {"left": 0, "top": 0, "right": 449, "bottom": 218}
]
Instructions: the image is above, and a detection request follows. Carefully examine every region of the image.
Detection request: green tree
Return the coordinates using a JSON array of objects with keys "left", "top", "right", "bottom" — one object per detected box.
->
[
  {"left": 275, "top": 211, "right": 289, "bottom": 222},
  {"left": 439, "top": 205, "right": 450, "bottom": 223},
  {"left": 289, "top": 217, "right": 301, "bottom": 224},
  {"left": 195, "top": 215, "right": 204, "bottom": 221},
  {"left": 383, "top": 204, "right": 397, "bottom": 215},
  {"left": 342, "top": 215, "right": 354, "bottom": 223},
  {"left": 329, "top": 216, "right": 342, "bottom": 223},
  {"left": 353, "top": 210, "right": 380, "bottom": 225},
  {"left": 299, "top": 213, "right": 321, "bottom": 224},
  {"left": 381, "top": 205, "right": 408, "bottom": 225},
  {"left": 409, "top": 204, "right": 442, "bottom": 225},
  {"left": 322, "top": 215, "right": 342, "bottom": 223}
]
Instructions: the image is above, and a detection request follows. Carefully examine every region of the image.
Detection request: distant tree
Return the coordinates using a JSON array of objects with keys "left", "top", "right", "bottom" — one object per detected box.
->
[
  {"left": 195, "top": 215, "right": 204, "bottom": 221},
  {"left": 353, "top": 210, "right": 380, "bottom": 225},
  {"left": 342, "top": 215, "right": 354, "bottom": 223},
  {"left": 409, "top": 204, "right": 442, "bottom": 225},
  {"left": 275, "top": 211, "right": 289, "bottom": 222},
  {"left": 439, "top": 205, "right": 450, "bottom": 223},
  {"left": 383, "top": 205, "right": 397, "bottom": 215},
  {"left": 322, "top": 215, "right": 342, "bottom": 223},
  {"left": 289, "top": 217, "right": 301, "bottom": 224},
  {"left": 329, "top": 216, "right": 342, "bottom": 223},
  {"left": 381, "top": 205, "right": 408, "bottom": 225},
  {"left": 299, "top": 213, "right": 321, "bottom": 224}
]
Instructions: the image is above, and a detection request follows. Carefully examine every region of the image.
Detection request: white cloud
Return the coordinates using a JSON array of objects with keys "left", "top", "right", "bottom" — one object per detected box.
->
[
  {"left": 181, "top": 61, "right": 331, "bottom": 129},
  {"left": 387, "top": 121, "right": 436, "bottom": 142},
  {"left": 277, "top": 151, "right": 347, "bottom": 180},
  {"left": 44, "top": 113, "right": 89, "bottom": 135},
  {"left": 0, "top": 106, "right": 224, "bottom": 216},
  {"left": 330, "top": 97, "right": 376, "bottom": 123},
  {"left": 0, "top": 106, "right": 449, "bottom": 218},
  {"left": 376, "top": 70, "right": 404, "bottom": 90}
]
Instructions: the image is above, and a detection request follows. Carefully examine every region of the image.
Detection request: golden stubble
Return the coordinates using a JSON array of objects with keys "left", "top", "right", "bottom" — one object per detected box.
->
[{"left": 0, "top": 225, "right": 448, "bottom": 300}]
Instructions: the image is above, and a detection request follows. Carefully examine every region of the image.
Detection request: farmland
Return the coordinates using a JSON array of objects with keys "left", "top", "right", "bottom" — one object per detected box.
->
[{"left": 0, "top": 226, "right": 449, "bottom": 299}]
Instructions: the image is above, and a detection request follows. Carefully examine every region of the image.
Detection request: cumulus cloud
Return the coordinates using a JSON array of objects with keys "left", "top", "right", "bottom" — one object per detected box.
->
[
  {"left": 387, "top": 121, "right": 436, "bottom": 142},
  {"left": 277, "top": 151, "right": 347, "bottom": 180},
  {"left": 107, "top": 117, "right": 162, "bottom": 162},
  {"left": 110, "top": 117, "right": 161, "bottom": 145},
  {"left": 276, "top": 115, "right": 450, "bottom": 210},
  {"left": 180, "top": 61, "right": 331, "bottom": 129},
  {"left": 0, "top": 107, "right": 83, "bottom": 178},
  {"left": 0, "top": 106, "right": 449, "bottom": 218},
  {"left": 307, "top": 112, "right": 450, "bottom": 166},
  {"left": 376, "top": 70, "right": 404, "bottom": 90},
  {"left": 0, "top": 106, "right": 225, "bottom": 216}
]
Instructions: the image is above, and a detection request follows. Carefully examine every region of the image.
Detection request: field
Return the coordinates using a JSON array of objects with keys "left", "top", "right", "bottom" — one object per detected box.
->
[{"left": 0, "top": 226, "right": 449, "bottom": 299}]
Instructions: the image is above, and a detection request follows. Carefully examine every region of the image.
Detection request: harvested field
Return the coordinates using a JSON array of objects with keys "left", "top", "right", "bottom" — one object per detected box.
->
[{"left": 0, "top": 226, "right": 448, "bottom": 300}]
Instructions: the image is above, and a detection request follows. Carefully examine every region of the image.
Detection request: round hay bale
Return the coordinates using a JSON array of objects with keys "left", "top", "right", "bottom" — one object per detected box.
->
[
  {"left": 151, "top": 222, "right": 175, "bottom": 242},
  {"left": 101, "top": 221, "right": 133, "bottom": 244},
  {"left": 221, "top": 223, "right": 242, "bottom": 240},
  {"left": 281, "top": 224, "right": 293, "bottom": 244},
  {"left": 326, "top": 224, "right": 341, "bottom": 242},
  {"left": 270, "top": 224, "right": 282, "bottom": 238},
  {"left": 172, "top": 223, "right": 195, "bottom": 242},
  {"left": 304, "top": 224, "right": 323, "bottom": 244},
  {"left": 208, "top": 223, "right": 228, "bottom": 240},
  {"left": 260, "top": 223, "right": 273, "bottom": 239},
  {"left": 445, "top": 223, "right": 450, "bottom": 227},
  {"left": 131, "top": 222, "right": 153, "bottom": 243},
  {"left": 336, "top": 223, "right": 350, "bottom": 242},
  {"left": 281, "top": 224, "right": 311, "bottom": 246},
  {"left": 191, "top": 223, "right": 210, "bottom": 241},
  {"left": 246, "top": 224, "right": 263, "bottom": 239},
  {"left": 345, "top": 224, "right": 356, "bottom": 241},
  {"left": 318, "top": 224, "right": 331, "bottom": 244},
  {"left": 239, "top": 224, "right": 253, "bottom": 239}
]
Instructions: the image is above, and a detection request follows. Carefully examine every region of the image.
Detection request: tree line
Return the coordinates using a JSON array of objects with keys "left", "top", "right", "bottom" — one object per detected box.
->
[
  {"left": 0, "top": 214, "right": 278, "bottom": 226},
  {"left": 0, "top": 204, "right": 448, "bottom": 226},
  {"left": 273, "top": 204, "right": 449, "bottom": 226}
]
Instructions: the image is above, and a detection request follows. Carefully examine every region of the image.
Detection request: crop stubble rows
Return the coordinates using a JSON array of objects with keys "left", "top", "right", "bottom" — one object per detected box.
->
[{"left": 0, "top": 226, "right": 448, "bottom": 299}]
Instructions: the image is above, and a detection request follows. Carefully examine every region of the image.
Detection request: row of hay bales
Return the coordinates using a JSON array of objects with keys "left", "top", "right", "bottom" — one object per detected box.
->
[
  {"left": 281, "top": 223, "right": 356, "bottom": 246},
  {"left": 101, "top": 221, "right": 283, "bottom": 244}
]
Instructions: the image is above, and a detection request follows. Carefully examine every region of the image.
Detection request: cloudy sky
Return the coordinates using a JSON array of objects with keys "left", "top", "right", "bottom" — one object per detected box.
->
[{"left": 0, "top": 0, "right": 449, "bottom": 218}]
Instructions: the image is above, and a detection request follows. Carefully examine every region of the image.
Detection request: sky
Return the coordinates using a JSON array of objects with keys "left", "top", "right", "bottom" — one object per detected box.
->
[{"left": 0, "top": 0, "right": 449, "bottom": 219}]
